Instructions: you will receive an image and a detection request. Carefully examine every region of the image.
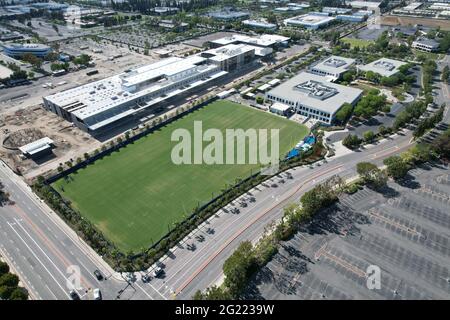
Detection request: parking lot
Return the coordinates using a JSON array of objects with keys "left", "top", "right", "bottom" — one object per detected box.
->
[
  {"left": 98, "top": 24, "right": 209, "bottom": 50},
  {"left": 246, "top": 164, "right": 450, "bottom": 299}
]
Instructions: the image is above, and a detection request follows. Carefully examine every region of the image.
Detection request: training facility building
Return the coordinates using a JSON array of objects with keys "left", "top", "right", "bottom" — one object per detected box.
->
[
  {"left": 265, "top": 72, "right": 363, "bottom": 124},
  {"left": 284, "top": 13, "right": 336, "bottom": 29},
  {"left": 43, "top": 55, "right": 229, "bottom": 134},
  {"left": 358, "top": 58, "right": 408, "bottom": 77},
  {"left": 308, "top": 55, "right": 355, "bottom": 81},
  {"left": 2, "top": 43, "right": 52, "bottom": 58},
  {"left": 44, "top": 45, "right": 259, "bottom": 134}
]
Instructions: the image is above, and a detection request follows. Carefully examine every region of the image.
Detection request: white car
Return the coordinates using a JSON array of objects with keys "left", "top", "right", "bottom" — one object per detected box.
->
[
  {"left": 152, "top": 267, "right": 163, "bottom": 278},
  {"left": 93, "top": 288, "right": 102, "bottom": 300}
]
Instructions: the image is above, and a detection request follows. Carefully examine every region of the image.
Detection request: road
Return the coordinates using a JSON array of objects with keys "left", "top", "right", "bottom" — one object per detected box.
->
[
  {"left": 0, "top": 163, "right": 166, "bottom": 300},
  {"left": 0, "top": 55, "right": 448, "bottom": 300}
]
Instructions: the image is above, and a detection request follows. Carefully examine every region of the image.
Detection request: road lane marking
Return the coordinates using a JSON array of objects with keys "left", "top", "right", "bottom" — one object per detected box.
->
[
  {"left": 7, "top": 221, "right": 70, "bottom": 299},
  {"left": 174, "top": 164, "right": 344, "bottom": 295}
]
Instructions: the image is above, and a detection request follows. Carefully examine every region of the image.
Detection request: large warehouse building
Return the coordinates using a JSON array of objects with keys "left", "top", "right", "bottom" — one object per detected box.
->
[
  {"left": 284, "top": 13, "right": 336, "bottom": 29},
  {"left": 44, "top": 45, "right": 258, "bottom": 134},
  {"left": 265, "top": 72, "right": 363, "bottom": 124},
  {"left": 208, "top": 34, "right": 290, "bottom": 57},
  {"left": 2, "top": 43, "right": 52, "bottom": 58}
]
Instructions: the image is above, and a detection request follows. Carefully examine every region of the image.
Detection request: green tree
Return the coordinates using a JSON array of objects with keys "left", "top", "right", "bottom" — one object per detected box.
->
[
  {"left": 0, "top": 261, "right": 9, "bottom": 276},
  {"left": 0, "top": 273, "right": 19, "bottom": 287},
  {"left": 9, "top": 287, "right": 28, "bottom": 300},
  {"left": 442, "top": 65, "right": 449, "bottom": 83},
  {"left": 383, "top": 156, "right": 409, "bottom": 180},
  {"left": 193, "top": 286, "right": 232, "bottom": 300},
  {"left": 363, "top": 130, "right": 375, "bottom": 143},
  {"left": 343, "top": 134, "right": 362, "bottom": 149},
  {"left": 0, "top": 286, "right": 14, "bottom": 300},
  {"left": 223, "top": 241, "right": 256, "bottom": 298},
  {"left": 356, "top": 162, "right": 387, "bottom": 189},
  {"left": 335, "top": 103, "right": 353, "bottom": 124}
]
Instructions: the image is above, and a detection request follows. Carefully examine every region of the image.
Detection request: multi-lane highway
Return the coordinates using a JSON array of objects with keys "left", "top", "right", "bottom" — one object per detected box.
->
[
  {"left": 0, "top": 55, "right": 448, "bottom": 300},
  {"left": 0, "top": 163, "right": 165, "bottom": 300}
]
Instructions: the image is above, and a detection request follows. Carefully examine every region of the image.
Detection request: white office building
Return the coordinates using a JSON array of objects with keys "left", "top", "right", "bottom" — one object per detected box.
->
[
  {"left": 358, "top": 58, "right": 408, "bottom": 77},
  {"left": 308, "top": 55, "right": 356, "bottom": 81},
  {"left": 265, "top": 72, "right": 363, "bottom": 124},
  {"left": 412, "top": 37, "right": 440, "bottom": 52}
]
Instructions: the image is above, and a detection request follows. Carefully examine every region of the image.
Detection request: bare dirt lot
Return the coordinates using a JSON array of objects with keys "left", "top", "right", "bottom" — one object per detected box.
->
[
  {"left": 0, "top": 107, "right": 100, "bottom": 180},
  {"left": 382, "top": 15, "right": 450, "bottom": 31}
]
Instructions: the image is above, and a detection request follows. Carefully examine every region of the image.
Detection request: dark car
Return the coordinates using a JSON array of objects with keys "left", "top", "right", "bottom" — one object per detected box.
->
[
  {"left": 69, "top": 290, "right": 80, "bottom": 300},
  {"left": 94, "top": 269, "right": 103, "bottom": 281}
]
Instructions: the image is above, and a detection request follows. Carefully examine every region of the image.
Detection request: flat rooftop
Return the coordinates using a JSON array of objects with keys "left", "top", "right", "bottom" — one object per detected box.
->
[
  {"left": 19, "top": 137, "right": 54, "bottom": 156},
  {"left": 267, "top": 72, "right": 362, "bottom": 114},
  {"left": 242, "top": 19, "right": 277, "bottom": 29},
  {"left": 2, "top": 43, "right": 50, "bottom": 50},
  {"left": 311, "top": 55, "right": 355, "bottom": 75},
  {"left": 210, "top": 34, "right": 290, "bottom": 47},
  {"left": 359, "top": 58, "right": 408, "bottom": 77},
  {"left": 204, "top": 44, "right": 255, "bottom": 62},
  {"left": 285, "top": 14, "right": 336, "bottom": 27},
  {"left": 413, "top": 37, "right": 440, "bottom": 48},
  {"left": 45, "top": 55, "right": 222, "bottom": 121}
]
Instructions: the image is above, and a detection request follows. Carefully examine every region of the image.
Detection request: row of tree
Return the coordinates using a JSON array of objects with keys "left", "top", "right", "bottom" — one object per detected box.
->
[
  {"left": 194, "top": 175, "right": 344, "bottom": 300},
  {"left": 0, "top": 261, "right": 28, "bottom": 300}
]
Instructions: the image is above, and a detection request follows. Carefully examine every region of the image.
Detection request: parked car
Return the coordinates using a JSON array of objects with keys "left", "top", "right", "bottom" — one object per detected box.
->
[
  {"left": 93, "top": 288, "right": 102, "bottom": 300},
  {"left": 152, "top": 267, "right": 163, "bottom": 278},
  {"left": 142, "top": 274, "right": 151, "bottom": 283},
  {"left": 93, "top": 269, "right": 103, "bottom": 281},
  {"left": 69, "top": 290, "right": 80, "bottom": 300}
]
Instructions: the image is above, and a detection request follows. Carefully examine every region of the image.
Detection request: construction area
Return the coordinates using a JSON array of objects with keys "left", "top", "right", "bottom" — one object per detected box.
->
[{"left": 0, "top": 107, "right": 100, "bottom": 179}]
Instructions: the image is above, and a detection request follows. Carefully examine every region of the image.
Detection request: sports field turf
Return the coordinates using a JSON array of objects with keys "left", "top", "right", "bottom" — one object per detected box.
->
[
  {"left": 341, "top": 37, "right": 372, "bottom": 48},
  {"left": 52, "top": 101, "right": 308, "bottom": 251}
]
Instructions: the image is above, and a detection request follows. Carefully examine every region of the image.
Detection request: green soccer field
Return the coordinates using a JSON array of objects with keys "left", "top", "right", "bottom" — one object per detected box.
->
[{"left": 52, "top": 101, "right": 308, "bottom": 251}]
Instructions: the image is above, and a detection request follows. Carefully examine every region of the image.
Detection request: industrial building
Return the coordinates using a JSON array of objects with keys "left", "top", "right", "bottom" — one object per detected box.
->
[
  {"left": 336, "top": 14, "right": 367, "bottom": 22},
  {"left": 207, "top": 9, "right": 250, "bottom": 21},
  {"left": 44, "top": 46, "right": 259, "bottom": 134},
  {"left": 284, "top": 13, "right": 336, "bottom": 29},
  {"left": 274, "top": 3, "right": 310, "bottom": 13},
  {"left": 19, "top": 137, "right": 54, "bottom": 159},
  {"left": 265, "top": 72, "right": 363, "bottom": 124},
  {"left": 209, "top": 34, "right": 291, "bottom": 49},
  {"left": 209, "top": 34, "right": 290, "bottom": 49},
  {"left": 358, "top": 58, "right": 408, "bottom": 77},
  {"left": 349, "top": 1, "right": 382, "bottom": 10},
  {"left": 208, "top": 34, "right": 290, "bottom": 57},
  {"left": 201, "top": 44, "right": 255, "bottom": 72},
  {"left": 322, "top": 7, "right": 353, "bottom": 14},
  {"left": 308, "top": 55, "right": 356, "bottom": 81},
  {"left": 2, "top": 43, "right": 52, "bottom": 58},
  {"left": 412, "top": 37, "right": 440, "bottom": 52},
  {"left": 242, "top": 19, "right": 278, "bottom": 31}
]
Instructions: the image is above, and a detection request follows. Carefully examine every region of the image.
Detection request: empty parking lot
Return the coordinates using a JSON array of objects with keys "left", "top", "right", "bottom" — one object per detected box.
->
[{"left": 246, "top": 164, "right": 450, "bottom": 299}]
